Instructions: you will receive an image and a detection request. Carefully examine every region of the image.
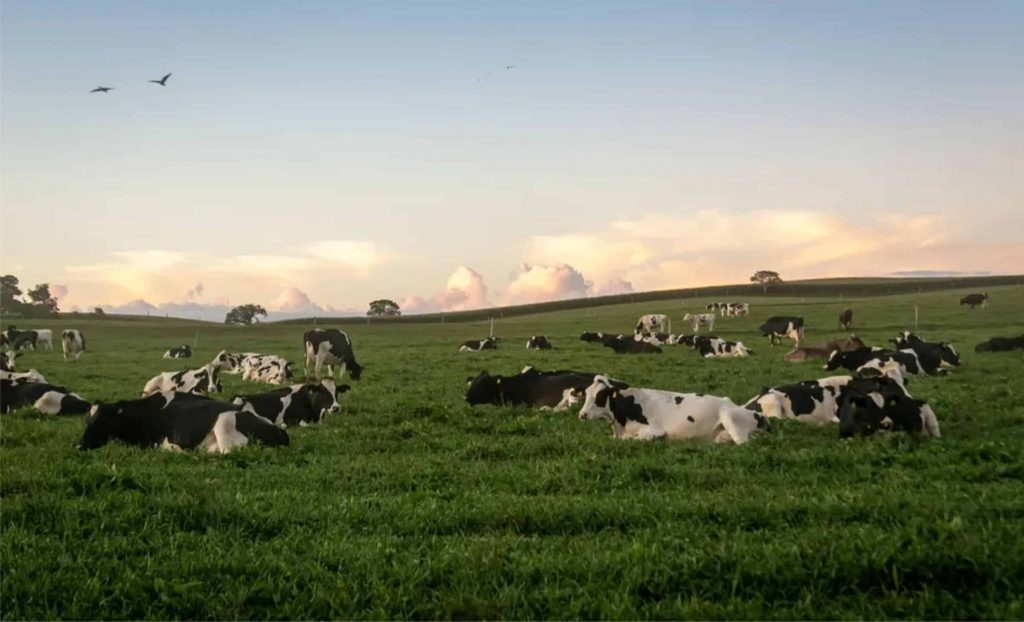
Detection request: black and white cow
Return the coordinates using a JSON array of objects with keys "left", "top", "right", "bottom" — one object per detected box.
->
[
  {"left": 682, "top": 312, "right": 716, "bottom": 333},
  {"left": 889, "top": 331, "right": 960, "bottom": 372},
  {"left": 232, "top": 379, "right": 349, "bottom": 427},
  {"left": 459, "top": 337, "right": 499, "bottom": 352},
  {"left": 959, "top": 292, "right": 988, "bottom": 309},
  {"left": 61, "top": 329, "right": 85, "bottom": 362},
  {"left": 635, "top": 314, "right": 670, "bottom": 335},
  {"left": 303, "top": 329, "right": 363, "bottom": 380},
  {"left": 724, "top": 303, "right": 750, "bottom": 317},
  {"left": 525, "top": 335, "right": 552, "bottom": 350},
  {"left": 759, "top": 316, "right": 804, "bottom": 346},
  {"left": 668, "top": 334, "right": 698, "bottom": 346},
  {"left": 824, "top": 347, "right": 924, "bottom": 376},
  {"left": 603, "top": 334, "right": 661, "bottom": 354},
  {"left": 240, "top": 354, "right": 293, "bottom": 385},
  {"left": 1, "top": 351, "right": 14, "bottom": 372},
  {"left": 581, "top": 331, "right": 622, "bottom": 344},
  {"left": 634, "top": 332, "right": 671, "bottom": 346},
  {"left": 163, "top": 345, "right": 192, "bottom": 359},
  {"left": 1, "top": 379, "right": 91, "bottom": 415},
  {"left": 142, "top": 364, "right": 221, "bottom": 397},
  {"left": 0, "top": 368, "right": 47, "bottom": 384},
  {"left": 691, "top": 336, "right": 753, "bottom": 358},
  {"left": 838, "top": 389, "right": 940, "bottom": 439},
  {"left": 975, "top": 335, "right": 1024, "bottom": 353},
  {"left": 465, "top": 368, "right": 627, "bottom": 411},
  {"left": 578, "top": 375, "right": 768, "bottom": 443},
  {"left": 78, "top": 392, "right": 289, "bottom": 452},
  {"left": 2, "top": 327, "right": 53, "bottom": 351},
  {"left": 838, "top": 308, "right": 854, "bottom": 330},
  {"left": 745, "top": 375, "right": 909, "bottom": 426},
  {"left": 211, "top": 350, "right": 257, "bottom": 373}
]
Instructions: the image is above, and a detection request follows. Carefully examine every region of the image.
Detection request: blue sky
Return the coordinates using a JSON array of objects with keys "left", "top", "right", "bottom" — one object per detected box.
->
[{"left": 2, "top": 0, "right": 1022, "bottom": 318}]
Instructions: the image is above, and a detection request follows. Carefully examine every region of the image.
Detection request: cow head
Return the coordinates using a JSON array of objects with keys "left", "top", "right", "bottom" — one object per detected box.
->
[
  {"left": 212, "top": 350, "right": 241, "bottom": 372},
  {"left": 823, "top": 350, "right": 845, "bottom": 371},
  {"left": 578, "top": 375, "right": 618, "bottom": 422},
  {"left": 78, "top": 403, "right": 122, "bottom": 450},
  {"left": 939, "top": 343, "right": 961, "bottom": 367},
  {"left": 204, "top": 364, "right": 222, "bottom": 393},
  {"left": 838, "top": 393, "right": 889, "bottom": 439},
  {"left": 465, "top": 371, "right": 502, "bottom": 405},
  {"left": 308, "top": 378, "right": 350, "bottom": 422}
]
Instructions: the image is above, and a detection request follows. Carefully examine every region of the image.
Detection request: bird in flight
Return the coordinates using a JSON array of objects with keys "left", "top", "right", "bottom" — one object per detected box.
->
[
  {"left": 149, "top": 73, "right": 172, "bottom": 86},
  {"left": 505, "top": 65, "right": 515, "bottom": 70},
  {"left": 90, "top": 86, "right": 113, "bottom": 93}
]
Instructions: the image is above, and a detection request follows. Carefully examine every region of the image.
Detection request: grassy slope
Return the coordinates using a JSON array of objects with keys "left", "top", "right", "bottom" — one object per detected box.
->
[{"left": 2, "top": 285, "right": 1024, "bottom": 619}]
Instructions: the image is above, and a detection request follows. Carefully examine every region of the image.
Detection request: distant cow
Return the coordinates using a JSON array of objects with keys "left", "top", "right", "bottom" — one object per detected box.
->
[
  {"left": 2, "top": 327, "right": 53, "bottom": 351},
  {"left": 960, "top": 292, "right": 988, "bottom": 309},
  {"left": 79, "top": 392, "right": 289, "bottom": 453},
  {"left": 0, "top": 368, "right": 47, "bottom": 384},
  {"left": 682, "top": 312, "right": 716, "bottom": 333},
  {"left": 784, "top": 335, "right": 866, "bottom": 362},
  {"left": 1, "top": 379, "right": 91, "bottom": 415},
  {"left": 975, "top": 335, "right": 1024, "bottom": 353},
  {"left": 240, "top": 354, "right": 293, "bottom": 385},
  {"left": 465, "top": 368, "right": 627, "bottom": 411},
  {"left": 142, "top": 364, "right": 221, "bottom": 397},
  {"left": 602, "top": 333, "right": 662, "bottom": 354},
  {"left": 526, "top": 335, "right": 552, "bottom": 350},
  {"left": 232, "top": 379, "right": 349, "bottom": 427},
  {"left": 724, "top": 303, "right": 749, "bottom": 317},
  {"left": 691, "top": 336, "right": 752, "bottom": 358},
  {"left": 459, "top": 337, "right": 499, "bottom": 352},
  {"left": 578, "top": 375, "right": 768, "bottom": 443},
  {"left": 61, "top": 329, "right": 85, "bottom": 362},
  {"left": 759, "top": 316, "right": 804, "bottom": 346},
  {"left": 634, "top": 332, "right": 670, "bottom": 346},
  {"left": 163, "top": 345, "right": 192, "bottom": 359},
  {"left": 838, "top": 308, "right": 853, "bottom": 330},
  {"left": 825, "top": 348, "right": 925, "bottom": 376},
  {"left": 581, "top": 331, "right": 623, "bottom": 344},
  {"left": 635, "top": 314, "right": 670, "bottom": 335},
  {"left": 303, "top": 329, "right": 363, "bottom": 381}
]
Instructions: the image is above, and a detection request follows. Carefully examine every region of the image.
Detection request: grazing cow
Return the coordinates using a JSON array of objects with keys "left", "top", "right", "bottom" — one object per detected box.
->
[
  {"left": 724, "top": 303, "right": 749, "bottom": 317},
  {"left": 825, "top": 347, "right": 924, "bottom": 376},
  {"left": 705, "top": 303, "right": 720, "bottom": 312},
  {"left": 1, "top": 351, "right": 14, "bottom": 372},
  {"left": 465, "top": 368, "right": 627, "bottom": 411},
  {"left": 975, "top": 335, "right": 1024, "bottom": 353},
  {"left": 61, "top": 329, "right": 85, "bottom": 362},
  {"left": 746, "top": 375, "right": 910, "bottom": 426},
  {"left": 838, "top": 390, "right": 940, "bottom": 439},
  {"left": 784, "top": 335, "right": 866, "bottom": 363},
  {"left": 163, "top": 345, "right": 192, "bottom": 359},
  {"left": 526, "top": 335, "right": 552, "bottom": 350},
  {"left": 78, "top": 392, "right": 289, "bottom": 452},
  {"left": 0, "top": 368, "right": 47, "bottom": 384},
  {"left": 232, "top": 379, "right": 349, "bottom": 427},
  {"left": 240, "top": 354, "right": 293, "bottom": 385},
  {"left": 960, "top": 292, "right": 988, "bottom": 309},
  {"left": 759, "top": 316, "right": 805, "bottom": 346},
  {"left": 691, "top": 336, "right": 753, "bottom": 358},
  {"left": 838, "top": 308, "right": 854, "bottom": 330},
  {"left": 1, "top": 379, "right": 91, "bottom": 415},
  {"left": 3, "top": 327, "right": 53, "bottom": 351},
  {"left": 682, "top": 312, "right": 716, "bottom": 333},
  {"left": 889, "top": 331, "right": 960, "bottom": 372},
  {"left": 635, "top": 314, "right": 670, "bottom": 335},
  {"left": 459, "top": 337, "right": 499, "bottom": 352},
  {"left": 578, "top": 375, "right": 768, "bottom": 443},
  {"left": 303, "top": 329, "right": 363, "bottom": 381},
  {"left": 142, "top": 364, "right": 221, "bottom": 397}
]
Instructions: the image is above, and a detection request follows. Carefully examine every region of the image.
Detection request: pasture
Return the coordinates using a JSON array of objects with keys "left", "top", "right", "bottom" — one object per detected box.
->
[{"left": 3, "top": 284, "right": 1024, "bottom": 619}]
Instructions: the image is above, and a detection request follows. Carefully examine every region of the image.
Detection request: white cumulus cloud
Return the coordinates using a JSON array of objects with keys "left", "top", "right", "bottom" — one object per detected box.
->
[
  {"left": 402, "top": 266, "right": 490, "bottom": 313},
  {"left": 505, "top": 263, "right": 591, "bottom": 305}
]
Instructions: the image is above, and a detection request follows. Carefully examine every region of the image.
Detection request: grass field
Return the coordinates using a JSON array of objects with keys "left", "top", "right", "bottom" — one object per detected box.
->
[{"left": 3, "top": 284, "right": 1024, "bottom": 619}]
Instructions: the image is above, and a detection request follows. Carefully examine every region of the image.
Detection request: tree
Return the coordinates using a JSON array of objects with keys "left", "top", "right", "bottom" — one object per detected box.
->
[
  {"left": 750, "top": 270, "right": 783, "bottom": 293},
  {"left": 0, "top": 275, "right": 22, "bottom": 312},
  {"left": 367, "top": 299, "right": 401, "bottom": 317},
  {"left": 26, "top": 283, "right": 59, "bottom": 314},
  {"left": 225, "top": 304, "right": 268, "bottom": 325},
  {"left": 94, "top": 307, "right": 105, "bottom": 316}
]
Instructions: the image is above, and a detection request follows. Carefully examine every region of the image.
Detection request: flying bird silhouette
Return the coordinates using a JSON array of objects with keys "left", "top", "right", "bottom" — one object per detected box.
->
[
  {"left": 149, "top": 73, "right": 172, "bottom": 86},
  {"left": 90, "top": 86, "right": 113, "bottom": 93}
]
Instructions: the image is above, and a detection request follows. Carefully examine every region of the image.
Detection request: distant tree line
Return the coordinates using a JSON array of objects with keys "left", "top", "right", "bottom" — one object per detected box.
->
[{"left": 0, "top": 275, "right": 61, "bottom": 318}]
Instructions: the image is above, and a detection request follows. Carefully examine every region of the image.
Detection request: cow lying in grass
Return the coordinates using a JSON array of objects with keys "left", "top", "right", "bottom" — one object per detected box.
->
[
  {"left": 578, "top": 375, "right": 768, "bottom": 443},
  {"left": 975, "top": 335, "right": 1024, "bottom": 353},
  {"left": 142, "top": 364, "right": 221, "bottom": 397},
  {"left": 784, "top": 335, "right": 866, "bottom": 362},
  {"left": 465, "top": 367, "right": 627, "bottom": 411},
  {"left": 838, "top": 388, "right": 941, "bottom": 439},
  {"left": 1, "top": 379, "right": 91, "bottom": 415},
  {"left": 459, "top": 337, "right": 499, "bottom": 352},
  {"left": 79, "top": 392, "right": 289, "bottom": 452},
  {"left": 690, "top": 336, "right": 753, "bottom": 358},
  {"left": 744, "top": 374, "right": 909, "bottom": 425},
  {"left": 232, "top": 379, "right": 349, "bottom": 427}
]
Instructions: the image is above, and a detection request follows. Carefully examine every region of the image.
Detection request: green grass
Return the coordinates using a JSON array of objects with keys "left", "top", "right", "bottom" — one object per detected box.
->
[{"left": 3, "top": 285, "right": 1024, "bottom": 619}]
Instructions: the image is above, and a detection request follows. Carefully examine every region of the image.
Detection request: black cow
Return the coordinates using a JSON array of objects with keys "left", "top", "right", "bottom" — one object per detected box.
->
[
  {"left": 459, "top": 337, "right": 499, "bottom": 351},
  {"left": 960, "top": 293, "right": 988, "bottom": 309},
  {"left": 602, "top": 333, "right": 661, "bottom": 354},
  {"left": 889, "top": 332, "right": 960, "bottom": 372},
  {"left": 79, "top": 392, "right": 289, "bottom": 452},
  {"left": 303, "top": 329, "right": 363, "bottom": 380},
  {"left": 825, "top": 347, "right": 923, "bottom": 376},
  {"left": 581, "top": 331, "right": 621, "bottom": 343},
  {"left": 759, "top": 316, "right": 804, "bottom": 346},
  {"left": 975, "top": 335, "right": 1024, "bottom": 353},
  {"left": 163, "top": 345, "right": 192, "bottom": 359},
  {"left": 838, "top": 390, "right": 940, "bottom": 439},
  {"left": 1, "top": 379, "right": 91, "bottom": 415},
  {"left": 465, "top": 367, "right": 627, "bottom": 410},
  {"left": 232, "top": 379, "right": 350, "bottom": 427},
  {"left": 525, "top": 335, "right": 552, "bottom": 350},
  {"left": 838, "top": 308, "right": 854, "bottom": 330}
]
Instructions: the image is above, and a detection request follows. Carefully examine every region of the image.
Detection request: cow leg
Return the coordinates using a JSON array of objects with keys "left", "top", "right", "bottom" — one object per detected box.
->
[
  {"left": 718, "top": 408, "right": 757, "bottom": 444},
  {"left": 919, "top": 404, "right": 941, "bottom": 438},
  {"left": 211, "top": 411, "right": 249, "bottom": 454},
  {"left": 633, "top": 426, "right": 666, "bottom": 441}
]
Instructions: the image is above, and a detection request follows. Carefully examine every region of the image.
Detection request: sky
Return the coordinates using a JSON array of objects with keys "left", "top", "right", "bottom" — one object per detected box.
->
[{"left": 2, "top": 0, "right": 1022, "bottom": 320}]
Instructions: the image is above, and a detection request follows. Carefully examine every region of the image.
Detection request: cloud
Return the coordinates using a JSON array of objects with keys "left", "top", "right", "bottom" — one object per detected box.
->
[
  {"left": 50, "top": 284, "right": 68, "bottom": 300},
  {"left": 505, "top": 263, "right": 591, "bottom": 305},
  {"left": 890, "top": 270, "right": 993, "bottom": 277},
  {"left": 594, "top": 277, "right": 633, "bottom": 296},
  {"left": 402, "top": 265, "right": 490, "bottom": 313},
  {"left": 186, "top": 282, "right": 205, "bottom": 299}
]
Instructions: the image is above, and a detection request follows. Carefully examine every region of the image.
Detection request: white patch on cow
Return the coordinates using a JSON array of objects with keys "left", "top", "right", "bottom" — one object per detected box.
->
[
  {"left": 33, "top": 391, "right": 66, "bottom": 415},
  {"left": 920, "top": 403, "right": 941, "bottom": 438},
  {"left": 160, "top": 438, "right": 184, "bottom": 452},
  {"left": 206, "top": 411, "right": 249, "bottom": 454}
]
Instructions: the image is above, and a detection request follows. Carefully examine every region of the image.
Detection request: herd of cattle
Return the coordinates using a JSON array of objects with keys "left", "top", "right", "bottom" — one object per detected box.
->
[{"left": 1, "top": 290, "right": 1021, "bottom": 452}]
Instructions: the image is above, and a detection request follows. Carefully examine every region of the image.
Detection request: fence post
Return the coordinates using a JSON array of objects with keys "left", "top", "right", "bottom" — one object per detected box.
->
[
  {"left": 489, "top": 317, "right": 494, "bottom": 338},
  {"left": 914, "top": 305, "right": 919, "bottom": 330}
]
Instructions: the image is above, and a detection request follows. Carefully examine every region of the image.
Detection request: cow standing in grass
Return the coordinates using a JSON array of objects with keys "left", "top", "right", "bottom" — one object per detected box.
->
[{"left": 61, "top": 329, "right": 85, "bottom": 362}]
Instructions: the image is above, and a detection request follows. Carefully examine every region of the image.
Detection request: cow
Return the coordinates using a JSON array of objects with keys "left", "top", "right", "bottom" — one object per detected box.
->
[
  {"left": 759, "top": 316, "right": 804, "bottom": 346},
  {"left": 578, "top": 375, "right": 768, "bottom": 443},
  {"left": 581, "top": 331, "right": 624, "bottom": 344},
  {"left": 668, "top": 334, "right": 698, "bottom": 346},
  {"left": 163, "top": 345, "right": 192, "bottom": 359},
  {"left": 0, "top": 351, "right": 13, "bottom": 372},
  {"left": 61, "top": 329, "right": 85, "bottom": 362},
  {"left": 975, "top": 336, "right": 1024, "bottom": 353},
  {"left": 465, "top": 368, "right": 627, "bottom": 411},
  {"left": 825, "top": 347, "right": 925, "bottom": 376},
  {"left": 682, "top": 312, "right": 716, "bottom": 333},
  {"left": 211, "top": 351, "right": 257, "bottom": 373},
  {"left": 889, "top": 332, "right": 960, "bottom": 372},
  {"left": 0, "top": 368, "right": 47, "bottom": 384},
  {"left": 240, "top": 355, "right": 293, "bottom": 385},
  {"left": 303, "top": 329, "right": 363, "bottom": 381},
  {"left": 838, "top": 308, "right": 854, "bottom": 330},
  {"left": 602, "top": 334, "right": 662, "bottom": 354},
  {"left": 142, "top": 364, "right": 221, "bottom": 397},
  {"left": 635, "top": 314, "right": 670, "bottom": 335},
  {"left": 783, "top": 335, "right": 866, "bottom": 362},
  {"left": 526, "top": 335, "right": 552, "bottom": 350},
  {"left": 78, "top": 392, "right": 289, "bottom": 453},
  {"left": 2, "top": 327, "right": 53, "bottom": 351},
  {"left": 1, "top": 379, "right": 91, "bottom": 415},
  {"left": 459, "top": 337, "right": 499, "bottom": 352},
  {"left": 690, "top": 336, "right": 753, "bottom": 358},
  {"left": 838, "top": 390, "right": 940, "bottom": 439},
  {"left": 705, "top": 302, "right": 720, "bottom": 311},
  {"left": 960, "top": 292, "right": 988, "bottom": 309},
  {"left": 634, "top": 332, "right": 670, "bottom": 346},
  {"left": 745, "top": 375, "right": 910, "bottom": 426},
  {"left": 232, "top": 379, "right": 349, "bottom": 427},
  {"left": 724, "top": 303, "right": 749, "bottom": 317}
]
